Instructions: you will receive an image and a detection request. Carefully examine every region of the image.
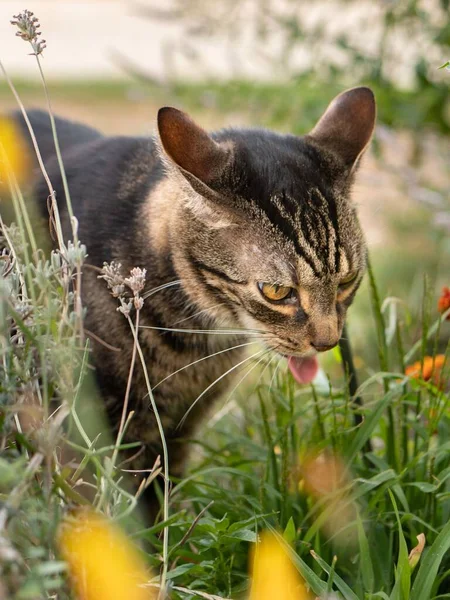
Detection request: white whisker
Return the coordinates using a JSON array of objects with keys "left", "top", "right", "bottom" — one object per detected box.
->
[
  {"left": 214, "top": 348, "right": 275, "bottom": 425},
  {"left": 139, "top": 325, "right": 264, "bottom": 336},
  {"left": 269, "top": 355, "right": 285, "bottom": 392},
  {"left": 255, "top": 351, "right": 280, "bottom": 389},
  {"left": 206, "top": 348, "right": 274, "bottom": 428},
  {"left": 142, "top": 279, "right": 182, "bottom": 299},
  {"left": 172, "top": 302, "right": 226, "bottom": 326},
  {"left": 177, "top": 347, "right": 267, "bottom": 430},
  {"left": 151, "top": 340, "right": 259, "bottom": 390}
]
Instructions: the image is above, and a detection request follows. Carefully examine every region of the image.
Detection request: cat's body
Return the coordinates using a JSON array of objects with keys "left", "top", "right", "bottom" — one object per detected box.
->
[
  {"left": 13, "top": 87, "right": 376, "bottom": 502},
  {"left": 15, "top": 114, "right": 244, "bottom": 476}
]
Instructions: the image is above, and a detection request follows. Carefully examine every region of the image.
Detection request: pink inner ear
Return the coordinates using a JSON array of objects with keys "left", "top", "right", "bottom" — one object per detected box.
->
[
  {"left": 157, "top": 107, "right": 230, "bottom": 184},
  {"left": 309, "top": 86, "right": 376, "bottom": 166}
]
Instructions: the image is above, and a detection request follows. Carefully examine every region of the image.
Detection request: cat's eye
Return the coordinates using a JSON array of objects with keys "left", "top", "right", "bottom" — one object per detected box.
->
[
  {"left": 258, "top": 282, "right": 295, "bottom": 303},
  {"left": 338, "top": 271, "right": 358, "bottom": 290}
]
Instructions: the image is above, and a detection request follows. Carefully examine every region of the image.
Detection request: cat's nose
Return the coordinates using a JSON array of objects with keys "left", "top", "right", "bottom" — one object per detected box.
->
[{"left": 310, "top": 340, "right": 338, "bottom": 353}]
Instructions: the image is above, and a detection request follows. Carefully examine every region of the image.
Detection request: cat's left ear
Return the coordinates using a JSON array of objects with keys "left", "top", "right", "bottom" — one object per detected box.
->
[
  {"left": 307, "top": 86, "right": 376, "bottom": 171},
  {"left": 157, "top": 107, "right": 232, "bottom": 193}
]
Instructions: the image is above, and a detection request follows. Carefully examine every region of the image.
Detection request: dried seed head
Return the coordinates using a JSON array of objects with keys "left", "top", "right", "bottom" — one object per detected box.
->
[
  {"left": 117, "top": 298, "right": 133, "bottom": 318},
  {"left": 11, "top": 10, "right": 47, "bottom": 56},
  {"left": 133, "top": 296, "right": 144, "bottom": 311},
  {"left": 124, "top": 267, "right": 146, "bottom": 295},
  {"left": 98, "top": 261, "right": 125, "bottom": 298}
]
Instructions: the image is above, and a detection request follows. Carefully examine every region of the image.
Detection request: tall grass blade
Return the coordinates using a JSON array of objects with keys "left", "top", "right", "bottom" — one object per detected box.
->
[
  {"left": 388, "top": 490, "right": 410, "bottom": 600},
  {"left": 310, "top": 550, "right": 360, "bottom": 600},
  {"left": 410, "top": 518, "right": 450, "bottom": 599},
  {"left": 357, "top": 514, "right": 375, "bottom": 593}
]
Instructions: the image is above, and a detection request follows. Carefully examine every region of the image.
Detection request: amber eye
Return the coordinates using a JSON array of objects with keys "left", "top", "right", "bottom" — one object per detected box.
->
[
  {"left": 338, "top": 271, "right": 358, "bottom": 290},
  {"left": 258, "top": 282, "right": 295, "bottom": 303}
]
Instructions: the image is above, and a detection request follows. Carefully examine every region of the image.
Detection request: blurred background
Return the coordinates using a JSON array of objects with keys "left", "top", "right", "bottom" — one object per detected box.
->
[{"left": 0, "top": 0, "right": 449, "bottom": 362}]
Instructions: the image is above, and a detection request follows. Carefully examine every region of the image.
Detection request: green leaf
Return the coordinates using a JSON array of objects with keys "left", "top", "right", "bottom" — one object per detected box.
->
[
  {"left": 166, "top": 564, "right": 197, "bottom": 580},
  {"left": 310, "top": 550, "right": 359, "bottom": 600},
  {"left": 283, "top": 517, "right": 296, "bottom": 545},
  {"left": 389, "top": 491, "right": 411, "bottom": 600},
  {"left": 225, "top": 529, "right": 257, "bottom": 543},
  {"left": 407, "top": 482, "right": 437, "bottom": 493},
  {"left": 346, "top": 387, "right": 399, "bottom": 464},
  {"left": 266, "top": 526, "right": 327, "bottom": 596},
  {"left": 357, "top": 515, "right": 375, "bottom": 593},
  {"left": 411, "top": 518, "right": 450, "bottom": 599}
]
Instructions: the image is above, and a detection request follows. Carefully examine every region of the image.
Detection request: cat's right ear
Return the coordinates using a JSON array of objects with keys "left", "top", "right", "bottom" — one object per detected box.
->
[
  {"left": 157, "top": 107, "right": 232, "bottom": 191},
  {"left": 307, "top": 86, "right": 376, "bottom": 171},
  {"left": 157, "top": 107, "right": 236, "bottom": 226}
]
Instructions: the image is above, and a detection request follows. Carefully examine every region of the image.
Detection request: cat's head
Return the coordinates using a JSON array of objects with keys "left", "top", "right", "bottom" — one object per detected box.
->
[{"left": 157, "top": 87, "right": 375, "bottom": 382}]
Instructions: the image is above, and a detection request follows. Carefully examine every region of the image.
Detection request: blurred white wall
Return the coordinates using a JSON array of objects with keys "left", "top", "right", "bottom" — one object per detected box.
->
[
  {"left": 0, "top": 0, "right": 436, "bottom": 85},
  {"left": 1, "top": 0, "right": 294, "bottom": 81},
  {"left": 0, "top": 1, "right": 177, "bottom": 80}
]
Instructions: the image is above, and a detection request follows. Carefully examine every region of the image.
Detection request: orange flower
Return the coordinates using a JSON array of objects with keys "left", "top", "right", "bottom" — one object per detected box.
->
[
  {"left": 405, "top": 354, "right": 447, "bottom": 387},
  {"left": 249, "top": 532, "right": 310, "bottom": 600},
  {"left": 58, "top": 509, "right": 155, "bottom": 600},
  {"left": 438, "top": 287, "right": 450, "bottom": 320},
  {"left": 301, "top": 452, "right": 347, "bottom": 498},
  {"left": 300, "top": 452, "right": 356, "bottom": 545}
]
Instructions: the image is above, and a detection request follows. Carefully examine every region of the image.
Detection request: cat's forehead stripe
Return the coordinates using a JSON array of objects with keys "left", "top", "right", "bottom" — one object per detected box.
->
[{"left": 264, "top": 187, "right": 341, "bottom": 276}]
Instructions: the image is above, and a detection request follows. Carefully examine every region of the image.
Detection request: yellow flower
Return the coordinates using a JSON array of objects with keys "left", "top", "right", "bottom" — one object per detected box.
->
[
  {"left": 249, "top": 531, "right": 310, "bottom": 600},
  {"left": 58, "top": 509, "right": 155, "bottom": 600},
  {"left": 0, "top": 116, "right": 30, "bottom": 189}
]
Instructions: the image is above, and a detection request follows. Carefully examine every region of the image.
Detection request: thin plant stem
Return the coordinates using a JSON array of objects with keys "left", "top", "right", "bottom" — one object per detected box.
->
[
  {"left": 34, "top": 57, "right": 74, "bottom": 224},
  {"left": 34, "top": 55, "right": 84, "bottom": 338},
  {"left": 126, "top": 313, "right": 169, "bottom": 598},
  {"left": 0, "top": 142, "right": 38, "bottom": 257},
  {"left": 395, "top": 321, "right": 408, "bottom": 469},
  {"left": 367, "top": 258, "right": 396, "bottom": 468},
  {"left": 258, "top": 388, "right": 279, "bottom": 496},
  {"left": 114, "top": 308, "right": 140, "bottom": 462},
  {"left": 311, "top": 384, "right": 326, "bottom": 440},
  {"left": 338, "top": 325, "right": 372, "bottom": 454},
  {"left": 0, "top": 59, "right": 65, "bottom": 251},
  {"left": 0, "top": 160, "right": 51, "bottom": 419},
  {"left": 98, "top": 309, "right": 140, "bottom": 512}
]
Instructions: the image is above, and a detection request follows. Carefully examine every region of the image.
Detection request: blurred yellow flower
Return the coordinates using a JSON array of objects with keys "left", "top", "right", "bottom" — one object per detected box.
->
[
  {"left": 0, "top": 116, "right": 30, "bottom": 189},
  {"left": 59, "top": 509, "right": 155, "bottom": 600},
  {"left": 249, "top": 531, "right": 310, "bottom": 600}
]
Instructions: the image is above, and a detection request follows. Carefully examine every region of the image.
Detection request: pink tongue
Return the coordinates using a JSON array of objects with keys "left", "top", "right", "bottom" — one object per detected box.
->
[{"left": 288, "top": 355, "right": 319, "bottom": 385}]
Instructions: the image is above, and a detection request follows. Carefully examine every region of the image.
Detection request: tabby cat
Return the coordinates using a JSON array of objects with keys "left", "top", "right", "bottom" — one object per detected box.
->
[{"left": 14, "top": 86, "right": 375, "bottom": 511}]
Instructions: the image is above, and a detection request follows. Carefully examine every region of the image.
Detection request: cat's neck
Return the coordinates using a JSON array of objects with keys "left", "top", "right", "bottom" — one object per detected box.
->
[{"left": 124, "top": 179, "right": 241, "bottom": 352}]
